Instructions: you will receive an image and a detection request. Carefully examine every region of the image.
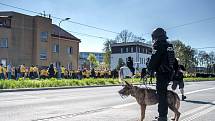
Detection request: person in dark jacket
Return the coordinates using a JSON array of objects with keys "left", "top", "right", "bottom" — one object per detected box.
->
[
  {"left": 91, "top": 68, "right": 96, "bottom": 78},
  {"left": 172, "top": 58, "right": 187, "bottom": 100},
  {"left": 146, "top": 57, "right": 154, "bottom": 84},
  {"left": 48, "top": 64, "right": 55, "bottom": 78},
  {"left": 148, "top": 28, "right": 175, "bottom": 121},
  {"left": 127, "top": 56, "right": 135, "bottom": 76},
  {"left": 140, "top": 68, "right": 147, "bottom": 84}
]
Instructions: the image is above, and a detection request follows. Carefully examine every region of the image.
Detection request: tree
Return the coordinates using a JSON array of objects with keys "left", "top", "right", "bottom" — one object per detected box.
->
[
  {"left": 171, "top": 40, "right": 196, "bottom": 71},
  {"left": 87, "top": 54, "right": 97, "bottom": 69},
  {"left": 103, "top": 39, "right": 116, "bottom": 52},
  {"left": 209, "top": 51, "right": 215, "bottom": 65},
  {"left": 198, "top": 51, "right": 206, "bottom": 66},
  {"left": 103, "top": 51, "right": 111, "bottom": 69},
  {"left": 193, "top": 50, "right": 215, "bottom": 73},
  {"left": 103, "top": 39, "right": 116, "bottom": 69},
  {"left": 209, "top": 52, "right": 215, "bottom": 73},
  {"left": 115, "top": 30, "right": 135, "bottom": 43},
  {"left": 183, "top": 45, "right": 196, "bottom": 71}
]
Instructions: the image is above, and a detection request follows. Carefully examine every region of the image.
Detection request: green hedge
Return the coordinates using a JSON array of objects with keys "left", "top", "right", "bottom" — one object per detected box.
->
[{"left": 0, "top": 77, "right": 215, "bottom": 89}]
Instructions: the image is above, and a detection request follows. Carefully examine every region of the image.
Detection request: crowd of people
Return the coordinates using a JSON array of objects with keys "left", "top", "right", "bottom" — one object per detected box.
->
[{"left": 0, "top": 63, "right": 121, "bottom": 80}]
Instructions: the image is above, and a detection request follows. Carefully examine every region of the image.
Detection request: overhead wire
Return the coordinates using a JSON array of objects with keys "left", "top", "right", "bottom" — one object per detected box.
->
[
  {"left": 67, "top": 30, "right": 109, "bottom": 40},
  {"left": 195, "top": 47, "right": 215, "bottom": 49},
  {"left": 0, "top": 2, "right": 119, "bottom": 34},
  {"left": 166, "top": 17, "right": 215, "bottom": 30},
  {"left": 1, "top": 2, "right": 215, "bottom": 44}
]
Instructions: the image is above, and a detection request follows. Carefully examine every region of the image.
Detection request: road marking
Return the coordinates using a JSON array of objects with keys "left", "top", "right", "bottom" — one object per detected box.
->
[
  {"left": 34, "top": 107, "right": 111, "bottom": 121},
  {"left": 34, "top": 87, "right": 215, "bottom": 121},
  {"left": 181, "top": 105, "right": 215, "bottom": 121},
  {"left": 112, "top": 102, "right": 136, "bottom": 109},
  {"left": 175, "top": 87, "right": 215, "bottom": 120},
  {"left": 180, "top": 101, "right": 215, "bottom": 118},
  {"left": 184, "top": 87, "right": 215, "bottom": 95}
]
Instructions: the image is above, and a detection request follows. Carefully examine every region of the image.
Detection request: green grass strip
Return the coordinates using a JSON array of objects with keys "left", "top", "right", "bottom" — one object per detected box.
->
[{"left": 0, "top": 77, "right": 215, "bottom": 89}]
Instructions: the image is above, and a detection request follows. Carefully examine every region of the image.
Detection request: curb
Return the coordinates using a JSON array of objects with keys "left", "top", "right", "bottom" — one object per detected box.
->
[
  {"left": 0, "top": 83, "right": 154, "bottom": 93},
  {"left": 0, "top": 84, "right": 124, "bottom": 93}
]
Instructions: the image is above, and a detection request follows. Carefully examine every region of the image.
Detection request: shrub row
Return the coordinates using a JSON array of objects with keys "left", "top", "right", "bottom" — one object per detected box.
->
[{"left": 0, "top": 77, "right": 215, "bottom": 89}]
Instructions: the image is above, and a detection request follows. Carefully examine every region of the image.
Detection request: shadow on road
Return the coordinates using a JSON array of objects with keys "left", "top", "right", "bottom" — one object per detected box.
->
[{"left": 184, "top": 100, "right": 215, "bottom": 105}]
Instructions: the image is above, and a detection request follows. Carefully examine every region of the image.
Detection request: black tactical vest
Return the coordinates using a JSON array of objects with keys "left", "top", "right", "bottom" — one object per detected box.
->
[
  {"left": 167, "top": 44, "right": 175, "bottom": 68},
  {"left": 158, "top": 43, "right": 175, "bottom": 74}
]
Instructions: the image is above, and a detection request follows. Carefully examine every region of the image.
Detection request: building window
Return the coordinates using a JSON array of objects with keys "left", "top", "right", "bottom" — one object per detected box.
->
[
  {"left": 0, "top": 17, "right": 11, "bottom": 28},
  {"left": 121, "top": 48, "right": 123, "bottom": 53},
  {"left": 40, "top": 50, "right": 47, "bottom": 60},
  {"left": 139, "top": 57, "right": 141, "bottom": 64},
  {"left": 126, "top": 47, "right": 128, "bottom": 53},
  {"left": 123, "top": 47, "right": 127, "bottom": 53},
  {"left": 0, "top": 38, "right": 8, "bottom": 48},
  {"left": 131, "top": 47, "right": 133, "bottom": 53},
  {"left": 40, "top": 32, "right": 48, "bottom": 42},
  {"left": 67, "top": 47, "right": 73, "bottom": 55},
  {"left": 142, "top": 58, "right": 144, "bottom": 64},
  {"left": 67, "top": 63, "right": 72, "bottom": 70},
  {"left": 52, "top": 44, "right": 59, "bottom": 53},
  {"left": 133, "top": 46, "right": 136, "bottom": 52}
]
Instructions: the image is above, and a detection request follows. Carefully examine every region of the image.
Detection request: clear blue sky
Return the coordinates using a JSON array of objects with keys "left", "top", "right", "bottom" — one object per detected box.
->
[{"left": 0, "top": 0, "right": 215, "bottom": 52}]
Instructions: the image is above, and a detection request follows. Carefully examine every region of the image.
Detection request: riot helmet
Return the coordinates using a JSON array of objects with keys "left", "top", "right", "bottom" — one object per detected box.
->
[{"left": 151, "top": 28, "right": 168, "bottom": 42}]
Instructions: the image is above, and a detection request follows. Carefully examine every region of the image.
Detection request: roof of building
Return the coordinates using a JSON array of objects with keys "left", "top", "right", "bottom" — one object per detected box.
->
[
  {"left": 51, "top": 24, "right": 81, "bottom": 42},
  {"left": 0, "top": 11, "right": 28, "bottom": 16},
  {"left": 111, "top": 41, "right": 152, "bottom": 48},
  {"left": 80, "top": 52, "right": 104, "bottom": 54},
  {"left": 0, "top": 11, "right": 81, "bottom": 42}
]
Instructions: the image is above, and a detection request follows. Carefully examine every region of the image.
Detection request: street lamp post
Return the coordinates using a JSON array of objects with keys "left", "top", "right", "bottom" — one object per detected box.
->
[{"left": 57, "top": 18, "right": 70, "bottom": 67}]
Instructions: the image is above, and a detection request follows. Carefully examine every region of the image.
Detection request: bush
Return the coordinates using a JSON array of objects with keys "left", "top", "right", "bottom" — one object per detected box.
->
[{"left": 0, "top": 77, "right": 215, "bottom": 89}]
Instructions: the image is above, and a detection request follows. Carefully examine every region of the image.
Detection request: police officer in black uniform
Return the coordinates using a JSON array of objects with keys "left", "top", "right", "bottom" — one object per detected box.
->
[
  {"left": 148, "top": 28, "right": 175, "bottom": 121},
  {"left": 127, "top": 56, "right": 135, "bottom": 76}
]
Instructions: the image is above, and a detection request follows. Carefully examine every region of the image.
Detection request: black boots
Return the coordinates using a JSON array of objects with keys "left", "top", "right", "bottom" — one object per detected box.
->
[
  {"left": 154, "top": 116, "right": 167, "bottom": 121},
  {"left": 182, "top": 95, "right": 186, "bottom": 101}
]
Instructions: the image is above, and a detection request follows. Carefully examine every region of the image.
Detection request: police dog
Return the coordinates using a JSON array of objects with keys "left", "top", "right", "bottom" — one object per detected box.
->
[{"left": 118, "top": 81, "right": 180, "bottom": 121}]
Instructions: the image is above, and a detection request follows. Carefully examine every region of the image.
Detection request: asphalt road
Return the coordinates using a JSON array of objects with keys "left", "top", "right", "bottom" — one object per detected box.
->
[{"left": 0, "top": 81, "right": 215, "bottom": 121}]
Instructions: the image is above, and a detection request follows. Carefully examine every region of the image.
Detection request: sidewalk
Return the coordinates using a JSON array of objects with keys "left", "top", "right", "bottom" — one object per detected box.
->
[
  {"left": 0, "top": 83, "right": 156, "bottom": 93},
  {"left": 0, "top": 85, "right": 119, "bottom": 92}
]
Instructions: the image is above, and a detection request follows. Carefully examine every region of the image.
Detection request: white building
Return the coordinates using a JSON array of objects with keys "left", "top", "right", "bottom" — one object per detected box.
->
[{"left": 110, "top": 41, "right": 152, "bottom": 70}]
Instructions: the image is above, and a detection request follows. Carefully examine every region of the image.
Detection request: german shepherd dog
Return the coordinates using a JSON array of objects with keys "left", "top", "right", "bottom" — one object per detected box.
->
[{"left": 118, "top": 81, "right": 180, "bottom": 121}]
